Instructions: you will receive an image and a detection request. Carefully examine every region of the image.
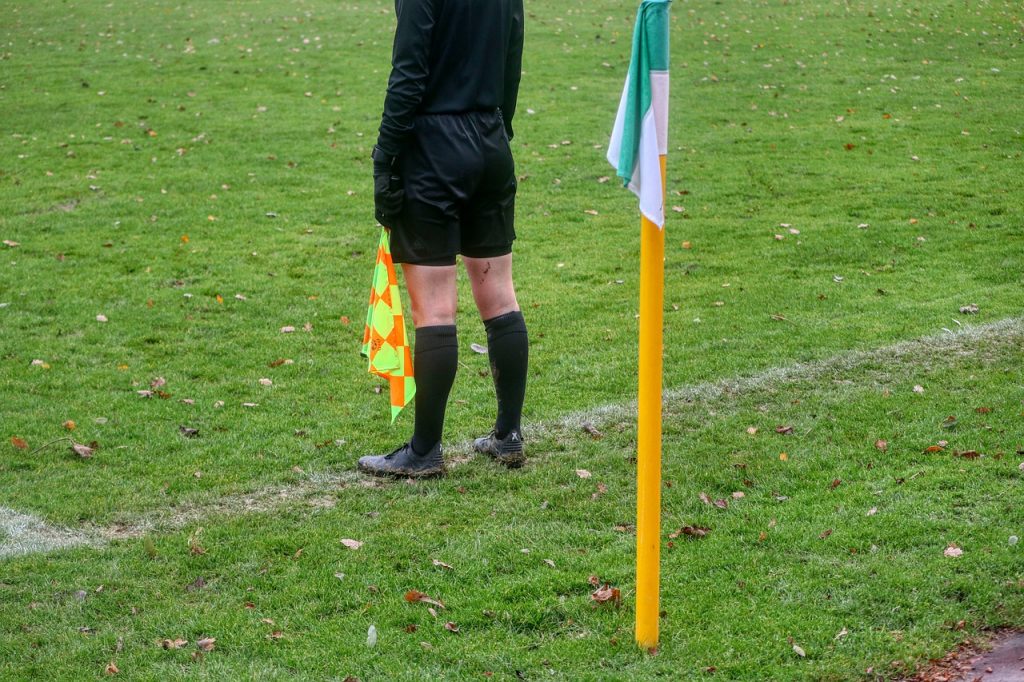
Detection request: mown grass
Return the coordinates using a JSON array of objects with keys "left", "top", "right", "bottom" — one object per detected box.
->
[{"left": 1, "top": 0, "right": 1022, "bottom": 679}]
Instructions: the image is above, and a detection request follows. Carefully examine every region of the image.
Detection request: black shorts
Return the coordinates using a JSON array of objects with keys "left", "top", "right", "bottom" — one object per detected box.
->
[{"left": 390, "top": 110, "right": 517, "bottom": 266}]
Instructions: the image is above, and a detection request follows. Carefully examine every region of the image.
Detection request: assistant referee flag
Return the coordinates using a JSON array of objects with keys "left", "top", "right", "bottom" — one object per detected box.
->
[{"left": 606, "top": 0, "right": 670, "bottom": 229}]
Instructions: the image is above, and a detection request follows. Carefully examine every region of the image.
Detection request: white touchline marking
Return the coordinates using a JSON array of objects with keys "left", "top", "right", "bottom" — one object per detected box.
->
[
  {"left": 0, "top": 507, "right": 96, "bottom": 559},
  {"left": 2, "top": 317, "right": 1021, "bottom": 560}
]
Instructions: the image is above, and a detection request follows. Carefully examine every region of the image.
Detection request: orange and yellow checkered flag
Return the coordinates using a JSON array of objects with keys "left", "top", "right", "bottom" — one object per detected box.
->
[{"left": 361, "top": 228, "right": 415, "bottom": 422}]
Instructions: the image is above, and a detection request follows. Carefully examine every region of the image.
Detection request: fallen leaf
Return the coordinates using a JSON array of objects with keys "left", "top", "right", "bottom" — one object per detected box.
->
[
  {"left": 954, "top": 450, "right": 980, "bottom": 459},
  {"left": 867, "top": 507, "right": 878, "bottom": 516},
  {"left": 746, "top": 426, "right": 758, "bottom": 435},
  {"left": 958, "top": 304, "right": 979, "bottom": 315},
  {"left": 779, "top": 452, "right": 789, "bottom": 461},
  {"left": 11, "top": 436, "right": 28, "bottom": 450},
  {"left": 670, "top": 525, "right": 710, "bottom": 538},
  {"left": 830, "top": 478, "right": 842, "bottom": 490},
  {"left": 874, "top": 439, "right": 888, "bottom": 452},
  {"left": 793, "top": 644, "right": 806, "bottom": 657},
  {"left": 267, "top": 631, "right": 284, "bottom": 640},
  {"left": 404, "top": 590, "right": 446, "bottom": 609},
  {"left": 591, "top": 583, "right": 621, "bottom": 606},
  {"left": 924, "top": 444, "right": 945, "bottom": 453},
  {"left": 575, "top": 469, "right": 592, "bottom": 479},
  {"left": 975, "top": 406, "right": 992, "bottom": 414},
  {"left": 137, "top": 390, "right": 154, "bottom": 399},
  {"left": 713, "top": 497, "right": 729, "bottom": 510},
  {"left": 179, "top": 425, "right": 199, "bottom": 438},
  {"left": 444, "top": 621, "right": 460, "bottom": 633},
  {"left": 431, "top": 559, "right": 454, "bottom": 570},
  {"left": 196, "top": 637, "right": 216, "bottom": 652},
  {"left": 543, "top": 559, "right": 556, "bottom": 568},
  {"left": 340, "top": 539, "right": 363, "bottom": 550},
  {"left": 940, "top": 415, "right": 958, "bottom": 430},
  {"left": 819, "top": 529, "right": 833, "bottom": 540},
  {"left": 587, "top": 575, "right": 601, "bottom": 587},
  {"left": 775, "top": 425, "right": 794, "bottom": 435},
  {"left": 912, "top": 384, "right": 925, "bottom": 394},
  {"left": 2, "top": 240, "right": 20, "bottom": 248},
  {"left": 943, "top": 544, "right": 963, "bottom": 558},
  {"left": 185, "top": 576, "right": 206, "bottom": 592},
  {"left": 834, "top": 627, "right": 849, "bottom": 641},
  {"left": 582, "top": 422, "right": 604, "bottom": 439},
  {"left": 160, "top": 638, "right": 188, "bottom": 650},
  {"left": 105, "top": 661, "right": 119, "bottom": 675},
  {"left": 259, "top": 378, "right": 273, "bottom": 386},
  {"left": 280, "top": 326, "right": 296, "bottom": 333},
  {"left": 699, "top": 492, "right": 712, "bottom": 506},
  {"left": 72, "top": 442, "right": 95, "bottom": 458},
  {"left": 470, "top": 342, "right": 487, "bottom": 354},
  {"left": 96, "top": 314, "right": 108, "bottom": 323},
  {"left": 731, "top": 491, "right": 745, "bottom": 499}
]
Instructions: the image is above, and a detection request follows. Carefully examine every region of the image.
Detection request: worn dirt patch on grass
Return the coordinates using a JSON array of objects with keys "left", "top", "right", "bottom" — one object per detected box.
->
[{"left": 901, "top": 629, "right": 1024, "bottom": 682}]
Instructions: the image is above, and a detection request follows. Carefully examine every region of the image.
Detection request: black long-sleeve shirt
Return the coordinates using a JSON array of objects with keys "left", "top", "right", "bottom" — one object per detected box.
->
[{"left": 375, "top": 0, "right": 524, "bottom": 159}]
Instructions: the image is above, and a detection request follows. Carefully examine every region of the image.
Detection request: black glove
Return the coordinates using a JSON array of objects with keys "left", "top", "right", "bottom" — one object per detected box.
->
[{"left": 372, "top": 145, "right": 404, "bottom": 229}]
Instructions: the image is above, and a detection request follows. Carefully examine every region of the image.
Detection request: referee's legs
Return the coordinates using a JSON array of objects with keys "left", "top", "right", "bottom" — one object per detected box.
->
[
  {"left": 464, "top": 255, "right": 528, "bottom": 439},
  {"left": 401, "top": 264, "right": 458, "bottom": 455}
]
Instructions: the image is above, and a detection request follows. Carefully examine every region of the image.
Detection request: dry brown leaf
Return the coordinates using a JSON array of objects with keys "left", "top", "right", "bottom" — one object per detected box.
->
[
  {"left": 924, "top": 444, "right": 944, "bottom": 453},
  {"left": 11, "top": 436, "right": 28, "bottom": 450},
  {"left": 196, "top": 637, "right": 216, "bottom": 652},
  {"left": 404, "top": 590, "right": 446, "bottom": 609},
  {"left": 699, "top": 492, "right": 712, "bottom": 506},
  {"left": 72, "top": 442, "right": 95, "bottom": 458},
  {"left": 746, "top": 426, "right": 758, "bottom": 435},
  {"left": 775, "top": 425, "right": 795, "bottom": 435},
  {"left": 669, "top": 525, "right": 710, "bottom": 539},
  {"left": 874, "top": 439, "right": 888, "bottom": 452},
  {"left": 105, "top": 661, "right": 119, "bottom": 675},
  {"left": 944, "top": 544, "right": 963, "bottom": 558},
  {"left": 819, "top": 529, "right": 833, "bottom": 540},
  {"left": 591, "top": 583, "right": 621, "bottom": 606},
  {"left": 160, "top": 638, "right": 188, "bottom": 650},
  {"left": 582, "top": 421, "right": 604, "bottom": 439},
  {"left": 575, "top": 469, "right": 592, "bottom": 479},
  {"left": 431, "top": 559, "right": 454, "bottom": 570},
  {"left": 444, "top": 621, "right": 460, "bottom": 633},
  {"left": 340, "top": 539, "right": 363, "bottom": 550},
  {"left": 954, "top": 450, "right": 980, "bottom": 459}
]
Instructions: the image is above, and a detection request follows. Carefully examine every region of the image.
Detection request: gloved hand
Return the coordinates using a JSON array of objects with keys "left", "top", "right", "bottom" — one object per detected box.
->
[{"left": 372, "top": 145, "right": 404, "bottom": 229}]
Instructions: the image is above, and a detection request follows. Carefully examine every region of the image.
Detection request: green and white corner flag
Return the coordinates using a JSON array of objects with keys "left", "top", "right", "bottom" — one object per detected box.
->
[{"left": 607, "top": 0, "right": 671, "bottom": 228}]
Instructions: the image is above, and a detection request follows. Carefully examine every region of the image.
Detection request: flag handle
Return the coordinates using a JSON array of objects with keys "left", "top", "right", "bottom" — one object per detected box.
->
[{"left": 635, "top": 155, "right": 667, "bottom": 649}]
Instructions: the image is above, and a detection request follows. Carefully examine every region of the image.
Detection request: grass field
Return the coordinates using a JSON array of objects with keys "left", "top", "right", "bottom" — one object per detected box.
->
[{"left": 1, "top": 0, "right": 1023, "bottom": 679}]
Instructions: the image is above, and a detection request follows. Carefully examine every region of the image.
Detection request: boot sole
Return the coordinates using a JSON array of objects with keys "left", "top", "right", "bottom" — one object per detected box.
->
[
  {"left": 474, "top": 445, "right": 526, "bottom": 468},
  {"left": 356, "top": 462, "right": 446, "bottom": 479}
]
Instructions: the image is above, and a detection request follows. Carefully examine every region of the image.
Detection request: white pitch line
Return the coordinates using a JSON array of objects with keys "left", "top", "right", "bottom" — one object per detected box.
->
[
  {"left": 0, "top": 506, "right": 96, "bottom": 559},
  {"left": 2, "top": 317, "right": 1021, "bottom": 560}
]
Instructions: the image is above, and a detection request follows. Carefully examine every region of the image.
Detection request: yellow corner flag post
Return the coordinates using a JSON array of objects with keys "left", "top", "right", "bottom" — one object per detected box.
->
[{"left": 606, "top": 0, "right": 671, "bottom": 649}]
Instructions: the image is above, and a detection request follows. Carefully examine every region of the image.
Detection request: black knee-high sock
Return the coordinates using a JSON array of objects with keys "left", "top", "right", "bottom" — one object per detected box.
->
[
  {"left": 411, "top": 325, "right": 458, "bottom": 454},
  {"left": 484, "top": 310, "right": 529, "bottom": 438}
]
